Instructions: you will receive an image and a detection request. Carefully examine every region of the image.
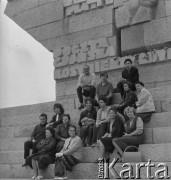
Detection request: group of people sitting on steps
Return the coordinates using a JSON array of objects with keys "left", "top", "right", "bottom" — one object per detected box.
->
[{"left": 22, "top": 58, "right": 156, "bottom": 180}]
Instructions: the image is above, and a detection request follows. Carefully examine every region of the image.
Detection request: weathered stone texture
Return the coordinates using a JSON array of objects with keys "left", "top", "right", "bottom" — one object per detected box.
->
[
  {"left": 27, "top": 20, "right": 65, "bottom": 42},
  {"left": 139, "top": 143, "right": 171, "bottom": 162},
  {"left": 121, "top": 24, "right": 145, "bottom": 55},
  {"left": 165, "top": 0, "right": 171, "bottom": 17},
  {"left": 69, "top": 6, "right": 114, "bottom": 33},
  {"left": 144, "top": 17, "right": 171, "bottom": 50},
  {"left": 5, "top": 0, "right": 58, "bottom": 17},
  {"left": 41, "top": 23, "right": 114, "bottom": 51},
  {"left": 11, "top": 1, "right": 64, "bottom": 30}
]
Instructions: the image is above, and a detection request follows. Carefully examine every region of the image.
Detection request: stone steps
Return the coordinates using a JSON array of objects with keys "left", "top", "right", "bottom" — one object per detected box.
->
[
  {"left": 1, "top": 126, "right": 171, "bottom": 153},
  {"left": 1, "top": 85, "right": 171, "bottom": 118},
  {"left": 0, "top": 161, "right": 171, "bottom": 179},
  {"left": 1, "top": 143, "right": 171, "bottom": 164}
]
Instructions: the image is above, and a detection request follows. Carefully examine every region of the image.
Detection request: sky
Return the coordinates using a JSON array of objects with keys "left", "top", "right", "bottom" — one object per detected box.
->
[{"left": 0, "top": 0, "right": 55, "bottom": 108}]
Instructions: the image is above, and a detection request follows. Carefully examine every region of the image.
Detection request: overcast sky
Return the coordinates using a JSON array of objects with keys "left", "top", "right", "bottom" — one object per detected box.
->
[{"left": 0, "top": 0, "right": 55, "bottom": 108}]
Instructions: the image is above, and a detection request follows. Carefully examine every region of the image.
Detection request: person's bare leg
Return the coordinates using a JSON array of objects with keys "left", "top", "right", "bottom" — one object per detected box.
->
[{"left": 32, "top": 159, "right": 38, "bottom": 178}]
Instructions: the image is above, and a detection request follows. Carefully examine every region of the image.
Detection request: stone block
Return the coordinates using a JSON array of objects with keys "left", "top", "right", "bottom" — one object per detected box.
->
[
  {"left": 0, "top": 151, "right": 24, "bottom": 164},
  {"left": 0, "top": 138, "right": 27, "bottom": 151},
  {"left": 115, "top": 6, "right": 129, "bottom": 28},
  {"left": 150, "top": 85, "right": 171, "bottom": 100},
  {"left": 113, "top": 0, "right": 124, "bottom": 8},
  {"left": 27, "top": 20, "right": 65, "bottom": 41},
  {"left": 165, "top": 0, "right": 171, "bottom": 17},
  {"left": 63, "top": 0, "right": 73, "bottom": 7},
  {"left": 13, "top": 126, "right": 34, "bottom": 138},
  {"left": 161, "top": 98, "right": 171, "bottom": 112},
  {"left": 0, "top": 164, "right": 33, "bottom": 178},
  {"left": 153, "top": 127, "right": 171, "bottom": 144},
  {"left": 41, "top": 23, "right": 114, "bottom": 51},
  {"left": 153, "top": 0, "right": 166, "bottom": 19},
  {"left": 121, "top": 24, "right": 145, "bottom": 55},
  {"left": 12, "top": 1, "right": 64, "bottom": 30},
  {"left": 144, "top": 112, "right": 171, "bottom": 128},
  {"left": 143, "top": 128, "right": 153, "bottom": 144},
  {"left": 143, "top": 17, "right": 171, "bottom": 50},
  {"left": 139, "top": 143, "right": 171, "bottom": 162},
  {"left": 69, "top": 6, "right": 113, "bottom": 33},
  {"left": 105, "top": 0, "right": 114, "bottom": 6},
  {"left": 0, "top": 127, "right": 13, "bottom": 139}
]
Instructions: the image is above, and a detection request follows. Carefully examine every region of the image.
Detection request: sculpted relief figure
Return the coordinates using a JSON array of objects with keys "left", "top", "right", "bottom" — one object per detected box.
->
[{"left": 116, "top": 0, "right": 159, "bottom": 28}]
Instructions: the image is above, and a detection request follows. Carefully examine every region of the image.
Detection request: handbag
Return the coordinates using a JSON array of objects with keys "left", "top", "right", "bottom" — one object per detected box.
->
[
  {"left": 54, "top": 157, "right": 65, "bottom": 177},
  {"left": 122, "top": 146, "right": 142, "bottom": 163}
]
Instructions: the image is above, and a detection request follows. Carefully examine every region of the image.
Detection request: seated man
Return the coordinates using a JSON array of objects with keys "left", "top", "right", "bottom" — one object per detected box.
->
[
  {"left": 22, "top": 113, "right": 47, "bottom": 167},
  {"left": 55, "top": 114, "right": 71, "bottom": 152},
  {"left": 96, "top": 72, "right": 114, "bottom": 105},
  {"left": 117, "top": 58, "right": 139, "bottom": 97},
  {"left": 77, "top": 64, "right": 96, "bottom": 109}
]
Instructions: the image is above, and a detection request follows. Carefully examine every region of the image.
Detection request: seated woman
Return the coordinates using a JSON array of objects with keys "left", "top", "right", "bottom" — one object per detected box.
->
[
  {"left": 135, "top": 81, "right": 156, "bottom": 122},
  {"left": 114, "top": 81, "right": 137, "bottom": 115},
  {"left": 112, "top": 107, "right": 144, "bottom": 157},
  {"left": 54, "top": 125, "right": 82, "bottom": 180},
  {"left": 55, "top": 114, "right": 71, "bottom": 152},
  {"left": 92, "top": 96, "right": 111, "bottom": 145},
  {"left": 98, "top": 107, "right": 125, "bottom": 158},
  {"left": 78, "top": 98, "right": 97, "bottom": 146},
  {"left": 32, "top": 127, "right": 56, "bottom": 179},
  {"left": 46, "top": 103, "right": 64, "bottom": 128}
]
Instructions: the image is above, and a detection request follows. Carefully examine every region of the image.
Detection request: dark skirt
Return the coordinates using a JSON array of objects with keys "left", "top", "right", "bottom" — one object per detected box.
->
[
  {"left": 113, "top": 135, "right": 144, "bottom": 151},
  {"left": 32, "top": 153, "right": 55, "bottom": 169},
  {"left": 100, "top": 137, "right": 114, "bottom": 153}
]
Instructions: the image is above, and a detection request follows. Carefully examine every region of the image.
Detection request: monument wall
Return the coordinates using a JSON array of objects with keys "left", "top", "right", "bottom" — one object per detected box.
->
[{"left": 5, "top": 0, "right": 171, "bottom": 98}]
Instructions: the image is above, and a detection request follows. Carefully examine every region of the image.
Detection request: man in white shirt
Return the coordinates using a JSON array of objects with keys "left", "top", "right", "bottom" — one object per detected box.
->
[{"left": 77, "top": 65, "right": 96, "bottom": 109}]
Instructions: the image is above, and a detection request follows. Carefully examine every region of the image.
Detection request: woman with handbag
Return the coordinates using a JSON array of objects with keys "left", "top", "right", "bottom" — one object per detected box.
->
[
  {"left": 54, "top": 125, "right": 82, "bottom": 180},
  {"left": 31, "top": 127, "right": 56, "bottom": 179},
  {"left": 112, "top": 106, "right": 144, "bottom": 158},
  {"left": 98, "top": 107, "right": 125, "bottom": 158}
]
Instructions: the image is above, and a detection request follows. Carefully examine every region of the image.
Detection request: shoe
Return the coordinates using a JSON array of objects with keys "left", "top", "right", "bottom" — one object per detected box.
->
[
  {"left": 91, "top": 143, "right": 98, "bottom": 147},
  {"left": 22, "top": 162, "right": 28, "bottom": 167},
  {"left": 37, "top": 176, "right": 43, "bottom": 179},
  {"left": 78, "top": 104, "right": 84, "bottom": 110},
  {"left": 32, "top": 176, "right": 36, "bottom": 179}
]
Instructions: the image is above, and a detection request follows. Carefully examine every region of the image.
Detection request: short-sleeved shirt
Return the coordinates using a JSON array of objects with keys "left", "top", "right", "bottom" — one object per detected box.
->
[
  {"left": 77, "top": 73, "right": 96, "bottom": 87},
  {"left": 96, "top": 81, "right": 114, "bottom": 98}
]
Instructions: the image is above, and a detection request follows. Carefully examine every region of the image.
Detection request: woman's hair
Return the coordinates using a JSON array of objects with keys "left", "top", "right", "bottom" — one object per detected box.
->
[
  {"left": 123, "top": 81, "right": 132, "bottom": 89},
  {"left": 124, "top": 58, "right": 132, "bottom": 64},
  {"left": 63, "top": 114, "right": 71, "bottom": 121},
  {"left": 135, "top": 81, "right": 144, "bottom": 87},
  {"left": 53, "top": 103, "right": 64, "bottom": 114},
  {"left": 68, "top": 125, "right": 77, "bottom": 135},
  {"left": 108, "top": 106, "right": 117, "bottom": 114},
  {"left": 85, "top": 97, "right": 93, "bottom": 105},
  {"left": 124, "top": 106, "right": 136, "bottom": 116},
  {"left": 98, "top": 96, "right": 107, "bottom": 104},
  {"left": 46, "top": 127, "right": 55, "bottom": 137}
]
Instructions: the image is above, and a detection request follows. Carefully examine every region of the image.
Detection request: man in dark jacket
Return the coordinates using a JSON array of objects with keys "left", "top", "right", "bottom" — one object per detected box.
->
[
  {"left": 117, "top": 58, "right": 139, "bottom": 97},
  {"left": 22, "top": 113, "right": 47, "bottom": 167}
]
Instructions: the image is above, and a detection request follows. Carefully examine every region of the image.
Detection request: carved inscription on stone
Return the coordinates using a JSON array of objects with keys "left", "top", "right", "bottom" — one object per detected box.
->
[
  {"left": 63, "top": 0, "right": 114, "bottom": 16},
  {"left": 53, "top": 44, "right": 171, "bottom": 80}
]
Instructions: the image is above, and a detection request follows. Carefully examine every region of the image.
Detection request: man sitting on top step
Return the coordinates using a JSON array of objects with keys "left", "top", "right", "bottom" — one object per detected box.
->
[
  {"left": 22, "top": 113, "right": 47, "bottom": 167},
  {"left": 77, "top": 64, "right": 96, "bottom": 109}
]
